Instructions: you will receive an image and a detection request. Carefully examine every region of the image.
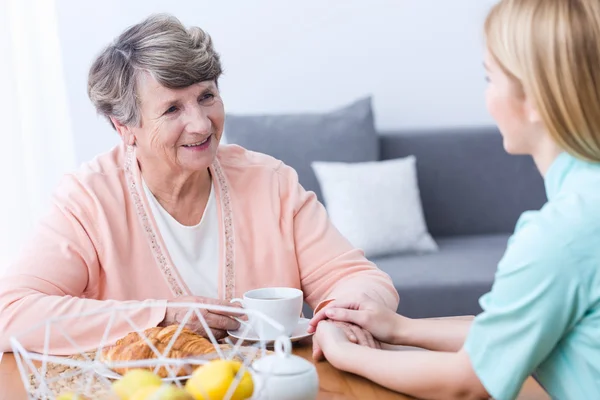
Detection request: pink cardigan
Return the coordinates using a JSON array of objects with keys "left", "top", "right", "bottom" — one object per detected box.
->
[{"left": 0, "top": 144, "right": 398, "bottom": 354}]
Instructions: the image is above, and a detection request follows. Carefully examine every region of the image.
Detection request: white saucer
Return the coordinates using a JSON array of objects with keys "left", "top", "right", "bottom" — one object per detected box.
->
[{"left": 227, "top": 317, "right": 313, "bottom": 344}]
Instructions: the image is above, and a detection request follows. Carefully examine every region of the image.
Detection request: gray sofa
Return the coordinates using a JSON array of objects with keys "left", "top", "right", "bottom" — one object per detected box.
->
[
  {"left": 372, "top": 127, "right": 546, "bottom": 317},
  {"left": 225, "top": 102, "right": 547, "bottom": 318}
]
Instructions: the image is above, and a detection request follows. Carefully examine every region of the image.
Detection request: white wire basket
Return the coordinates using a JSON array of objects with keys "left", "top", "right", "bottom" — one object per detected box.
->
[{"left": 10, "top": 301, "right": 288, "bottom": 399}]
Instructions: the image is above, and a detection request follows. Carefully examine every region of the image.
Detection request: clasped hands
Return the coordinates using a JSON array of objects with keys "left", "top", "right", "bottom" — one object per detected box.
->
[
  {"left": 308, "top": 294, "right": 403, "bottom": 362},
  {"left": 159, "top": 294, "right": 397, "bottom": 363}
]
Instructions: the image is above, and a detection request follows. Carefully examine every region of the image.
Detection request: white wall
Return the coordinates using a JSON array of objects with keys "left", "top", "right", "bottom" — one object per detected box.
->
[{"left": 55, "top": 0, "right": 497, "bottom": 165}]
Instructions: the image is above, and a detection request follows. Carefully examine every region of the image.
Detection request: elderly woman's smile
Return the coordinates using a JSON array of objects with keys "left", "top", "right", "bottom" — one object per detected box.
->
[{"left": 182, "top": 137, "right": 211, "bottom": 149}]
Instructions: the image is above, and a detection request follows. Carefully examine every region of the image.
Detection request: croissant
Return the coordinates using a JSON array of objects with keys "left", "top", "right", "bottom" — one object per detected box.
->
[{"left": 102, "top": 325, "right": 217, "bottom": 378}]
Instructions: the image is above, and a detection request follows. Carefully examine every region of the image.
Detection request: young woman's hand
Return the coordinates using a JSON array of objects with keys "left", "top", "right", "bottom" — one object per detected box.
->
[{"left": 308, "top": 295, "right": 405, "bottom": 345}]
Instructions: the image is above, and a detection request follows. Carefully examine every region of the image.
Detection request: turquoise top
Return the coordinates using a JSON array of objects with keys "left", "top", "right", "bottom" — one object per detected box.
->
[{"left": 464, "top": 152, "right": 600, "bottom": 400}]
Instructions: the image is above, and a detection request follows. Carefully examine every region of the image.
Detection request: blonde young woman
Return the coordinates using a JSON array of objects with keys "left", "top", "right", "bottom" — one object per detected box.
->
[{"left": 309, "top": 0, "right": 600, "bottom": 398}]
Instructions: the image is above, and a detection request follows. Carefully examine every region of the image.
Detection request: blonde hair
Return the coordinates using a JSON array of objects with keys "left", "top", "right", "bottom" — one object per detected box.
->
[
  {"left": 484, "top": 0, "right": 600, "bottom": 162},
  {"left": 87, "top": 14, "right": 222, "bottom": 129}
]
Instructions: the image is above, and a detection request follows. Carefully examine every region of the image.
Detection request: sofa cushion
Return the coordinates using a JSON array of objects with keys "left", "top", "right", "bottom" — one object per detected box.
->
[
  {"left": 372, "top": 234, "right": 510, "bottom": 318},
  {"left": 312, "top": 156, "right": 437, "bottom": 258},
  {"left": 224, "top": 97, "right": 379, "bottom": 203}
]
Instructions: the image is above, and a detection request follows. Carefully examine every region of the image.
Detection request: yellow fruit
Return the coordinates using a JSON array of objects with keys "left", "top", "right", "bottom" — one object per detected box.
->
[
  {"left": 131, "top": 384, "right": 194, "bottom": 400},
  {"left": 56, "top": 393, "right": 89, "bottom": 400},
  {"left": 111, "top": 369, "right": 163, "bottom": 400},
  {"left": 130, "top": 386, "right": 161, "bottom": 400},
  {"left": 185, "top": 360, "right": 253, "bottom": 400}
]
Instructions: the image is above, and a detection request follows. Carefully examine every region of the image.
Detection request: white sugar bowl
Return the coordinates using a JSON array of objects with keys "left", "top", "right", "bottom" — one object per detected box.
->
[{"left": 251, "top": 337, "right": 319, "bottom": 400}]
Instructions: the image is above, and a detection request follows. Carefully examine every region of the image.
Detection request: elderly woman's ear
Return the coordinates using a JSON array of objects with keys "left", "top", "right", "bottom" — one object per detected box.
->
[{"left": 111, "top": 116, "right": 136, "bottom": 146}]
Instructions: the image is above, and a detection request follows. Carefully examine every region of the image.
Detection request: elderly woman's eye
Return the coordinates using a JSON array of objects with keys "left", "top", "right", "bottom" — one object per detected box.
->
[
  {"left": 200, "top": 93, "right": 215, "bottom": 102},
  {"left": 165, "top": 106, "right": 178, "bottom": 114}
]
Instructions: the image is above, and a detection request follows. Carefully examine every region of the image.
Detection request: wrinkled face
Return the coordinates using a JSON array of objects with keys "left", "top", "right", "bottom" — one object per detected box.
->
[
  {"left": 115, "top": 72, "right": 225, "bottom": 175},
  {"left": 484, "top": 49, "right": 538, "bottom": 155}
]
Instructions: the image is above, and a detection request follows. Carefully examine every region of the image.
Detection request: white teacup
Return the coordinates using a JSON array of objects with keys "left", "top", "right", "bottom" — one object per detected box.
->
[{"left": 231, "top": 287, "right": 303, "bottom": 341}]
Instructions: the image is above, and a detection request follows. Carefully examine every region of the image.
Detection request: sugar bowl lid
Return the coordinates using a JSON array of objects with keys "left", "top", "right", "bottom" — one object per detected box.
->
[{"left": 252, "top": 337, "right": 315, "bottom": 376}]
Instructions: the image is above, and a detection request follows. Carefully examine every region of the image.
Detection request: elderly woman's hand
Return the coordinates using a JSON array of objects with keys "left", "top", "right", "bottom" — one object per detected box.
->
[
  {"left": 160, "top": 296, "right": 244, "bottom": 340},
  {"left": 312, "top": 320, "right": 380, "bottom": 361},
  {"left": 313, "top": 320, "right": 357, "bottom": 367}
]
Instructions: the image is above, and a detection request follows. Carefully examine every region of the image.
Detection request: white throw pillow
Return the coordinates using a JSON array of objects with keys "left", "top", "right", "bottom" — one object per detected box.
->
[{"left": 312, "top": 156, "right": 438, "bottom": 258}]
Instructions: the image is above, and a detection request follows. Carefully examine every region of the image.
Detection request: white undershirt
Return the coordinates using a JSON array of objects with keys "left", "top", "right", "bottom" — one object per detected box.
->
[{"left": 142, "top": 179, "right": 219, "bottom": 298}]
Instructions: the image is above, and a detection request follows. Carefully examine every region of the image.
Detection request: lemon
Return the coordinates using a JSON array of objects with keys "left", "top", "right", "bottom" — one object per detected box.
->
[
  {"left": 111, "top": 369, "right": 163, "bottom": 400},
  {"left": 131, "top": 384, "right": 193, "bottom": 400},
  {"left": 185, "top": 360, "right": 253, "bottom": 400},
  {"left": 130, "top": 386, "right": 161, "bottom": 400}
]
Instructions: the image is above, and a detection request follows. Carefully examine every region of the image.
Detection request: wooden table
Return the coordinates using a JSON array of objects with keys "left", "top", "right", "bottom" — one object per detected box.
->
[{"left": 0, "top": 345, "right": 550, "bottom": 400}]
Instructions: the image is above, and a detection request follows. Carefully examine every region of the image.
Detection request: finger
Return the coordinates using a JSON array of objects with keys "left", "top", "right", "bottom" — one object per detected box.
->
[
  {"left": 231, "top": 313, "right": 249, "bottom": 322},
  {"left": 312, "top": 337, "right": 324, "bottom": 361},
  {"left": 182, "top": 322, "right": 209, "bottom": 337},
  {"left": 308, "top": 303, "right": 341, "bottom": 330},
  {"left": 313, "top": 320, "right": 339, "bottom": 360},
  {"left": 208, "top": 309, "right": 247, "bottom": 323},
  {"left": 353, "top": 326, "right": 376, "bottom": 349},
  {"left": 308, "top": 300, "right": 360, "bottom": 330},
  {"left": 185, "top": 303, "right": 242, "bottom": 324},
  {"left": 197, "top": 297, "right": 245, "bottom": 313},
  {"left": 211, "top": 329, "right": 228, "bottom": 340},
  {"left": 307, "top": 309, "right": 329, "bottom": 332},
  {"left": 209, "top": 304, "right": 248, "bottom": 322},
  {"left": 363, "top": 329, "right": 377, "bottom": 349},
  {"left": 325, "top": 308, "right": 366, "bottom": 328},
  {"left": 189, "top": 324, "right": 227, "bottom": 341},
  {"left": 188, "top": 305, "right": 245, "bottom": 329},
  {"left": 337, "top": 322, "right": 358, "bottom": 343},
  {"left": 324, "top": 300, "right": 360, "bottom": 310},
  {"left": 349, "top": 325, "right": 370, "bottom": 347},
  {"left": 203, "top": 302, "right": 246, "bottom": 317},
  {"left": 205, "top": 311, "right": 241, "bottom": 331}
]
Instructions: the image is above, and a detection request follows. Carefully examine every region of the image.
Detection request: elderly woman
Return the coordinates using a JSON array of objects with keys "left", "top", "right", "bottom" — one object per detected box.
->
[{"left": 0, "top": 14, "right": 398, "bottom": 355}]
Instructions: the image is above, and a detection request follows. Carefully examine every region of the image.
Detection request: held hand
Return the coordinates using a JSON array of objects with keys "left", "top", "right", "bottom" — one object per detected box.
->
[
  {"left": 313, "top": 321, "right": 354, "bottom": 367},
  {"left": 312, "top": 320, "right": 380, "bottom": 361},
  {"left": 308, "top": 296, "right": 403, "bottom": 345},
  {"left": 160, "top": 296, "right": 243, "bottom": 340}
]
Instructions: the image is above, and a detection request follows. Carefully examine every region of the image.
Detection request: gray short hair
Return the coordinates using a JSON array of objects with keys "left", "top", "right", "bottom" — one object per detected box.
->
[{"left": 87, "top": 14, "right": 222, "bottom": 129}]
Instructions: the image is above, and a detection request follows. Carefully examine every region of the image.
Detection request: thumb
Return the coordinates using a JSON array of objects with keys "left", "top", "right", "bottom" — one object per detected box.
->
[
  {"left": 325, "top": 308, "right": 366, "bottom": 328},
  {"left": 312, "top": 335, "right": 324, "bottom": 361}
]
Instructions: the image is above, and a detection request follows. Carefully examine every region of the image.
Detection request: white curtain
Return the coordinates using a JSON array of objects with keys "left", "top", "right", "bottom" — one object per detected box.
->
[{"left": 0, "top": 0, "right": 76, "bottom": 276}]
